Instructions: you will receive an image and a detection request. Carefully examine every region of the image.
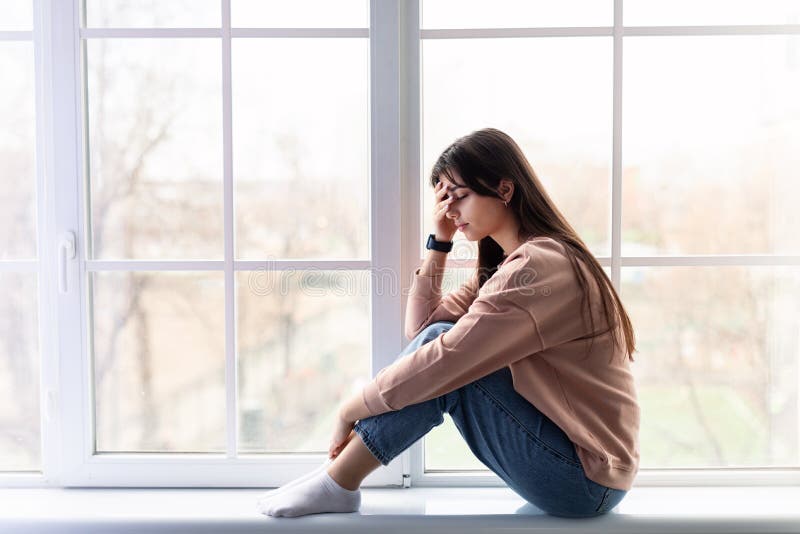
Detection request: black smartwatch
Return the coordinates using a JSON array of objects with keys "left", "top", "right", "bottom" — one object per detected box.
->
[{"left": 426, "top": 233, "right": 453, "bottom": 253}]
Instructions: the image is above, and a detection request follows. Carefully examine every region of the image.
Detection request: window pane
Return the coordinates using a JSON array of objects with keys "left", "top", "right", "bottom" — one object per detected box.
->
[
  {"left": 0, "top": 42, "right": 36, "bottom": 260},
  {"left": 625, "top": 0, "right": 800, "bottom": 26},
  {"left": 422, "top": 0, "right": 612, "bottom": 29},
  {"left": 622, "top": 36, "right": 800, "bottom": 255},
  {"left": 84, "top": 0, "right": 220, "bottom": 28},
  {"left": 232, "top": 0, "right": 368, "bottom": 28},
  {"left": 0, "top": 272, "right": 40, "bottom": 471},
  {"left": 422, "top": 38, "right": 612, "bottom": 258},
  {"left": 92, "top": 272, "right": 225, "bottom": 453},
  {"left": 622, "top": 266, "right": 800, "bottom": 468},
  {"left": 232, "top": 39, "right": 369, "bottom": 260},
  {"left": 426, "top": 413, "right": 483, "bottom": 470},
  {"left": 237, "top": 270, "right": 370, "bottom": 453},
  {"left": 85, "top": 39, "right": 223, "bottom": 260},
  {"left": 0, "top": 0, "right": 31, "bottom": 31}
]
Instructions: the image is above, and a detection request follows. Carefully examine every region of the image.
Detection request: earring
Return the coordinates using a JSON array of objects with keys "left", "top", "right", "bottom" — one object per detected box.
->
[{"left": 503, "top": 200, "right": 508, "bottom": 208}]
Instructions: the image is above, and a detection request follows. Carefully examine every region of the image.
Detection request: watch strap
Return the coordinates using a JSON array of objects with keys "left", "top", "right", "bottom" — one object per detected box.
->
[{"left": 426, "top": 233, "right": 453, "bottom": 253}]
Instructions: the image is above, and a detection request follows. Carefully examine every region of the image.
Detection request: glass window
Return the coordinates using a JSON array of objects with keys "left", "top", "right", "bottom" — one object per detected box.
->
[
  {"left": 622, "top": 36, "right": 800, "bottom": 255},
  {"left": 237, "top": 270, "right": 370, "bottom": 453},
  {"left": 92, "top": 272, "right": 226, "bottom": 453},
  {"left": 79, "top": 3, "right": 372, "bottom": 465},
  {"left": 232, "top": 0, "right": 368, "bottom": 28},
  {"left": 422, "top": 0, "right": 612, "bottom": 29},
  {"left": 625, "top": 0, "right": 800, "bottom": 26},
  {"left": 422, "top": 37, "right": 613, "bottom": 259},
  {"left": 0, "top": 42, "right": 36, "bottom": 260},
  {"left": 0, "top": 273, "right": 40, "bottom": 470},
  {"left": 84, "top": 0, "right": 221, "bottom": 28},
  {"left": 232, "top": 39, "right": 369, "bottom": 260},
  {"left": 0, "top": 0, "right": 32, "bottom": 31},
  {"left": 85, "top": 39, "right": 223, "bottom": 260},
  {"left": 0, "top": 4, "right": 40, "bottom": 473},
  {"left": 623, "top": 266, "right": 800, "bottom": 467}
]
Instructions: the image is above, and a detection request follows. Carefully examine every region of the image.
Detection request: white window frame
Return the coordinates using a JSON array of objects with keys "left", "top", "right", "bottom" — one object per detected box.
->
[
  {"left": 5, "top": 0, "right": 406, "bottom": 489},
  {"left": 2, "top": 0, "right": 800, "bottom": 488}
]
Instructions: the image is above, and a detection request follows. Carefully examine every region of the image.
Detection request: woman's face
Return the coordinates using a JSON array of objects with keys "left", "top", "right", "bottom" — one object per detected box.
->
[{"left": 438, "top": 170, "right": 507, "bottom": 242}]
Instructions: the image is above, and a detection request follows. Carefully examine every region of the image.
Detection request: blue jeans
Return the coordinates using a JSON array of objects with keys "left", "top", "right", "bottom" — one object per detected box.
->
[{"left": 353, "top": 321, "right": 628, "bottom": 518}]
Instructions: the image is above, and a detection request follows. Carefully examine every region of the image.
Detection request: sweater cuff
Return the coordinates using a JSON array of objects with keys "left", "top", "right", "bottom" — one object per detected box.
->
[{"left": 362, "top": 380, "right": 394, "bottom": 417}]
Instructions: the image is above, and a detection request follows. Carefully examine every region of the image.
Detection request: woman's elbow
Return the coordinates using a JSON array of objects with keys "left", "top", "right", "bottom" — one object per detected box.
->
[
  {"left": 404, "top": 322, "right": 423, "bottom": 341},
  {"left": 404, "top": 313, "right": 423, "bottom": 341}
]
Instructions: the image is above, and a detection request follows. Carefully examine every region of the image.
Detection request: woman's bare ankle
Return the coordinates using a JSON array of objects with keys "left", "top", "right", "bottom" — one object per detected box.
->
[
  {"left": 326, "top": 465, "right": 361, "bottom": 491},
  {"left": 326, "top": 433, "right": 381, "bottom": 491}
]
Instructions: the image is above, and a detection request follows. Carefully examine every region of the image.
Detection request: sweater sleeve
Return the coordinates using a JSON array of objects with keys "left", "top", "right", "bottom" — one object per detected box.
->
[
  {"left": 363, "top": 256, "right": 544, "bottom": 417},
  {"left": 404, "top": 267, "right": 480, "bottom": 340}
]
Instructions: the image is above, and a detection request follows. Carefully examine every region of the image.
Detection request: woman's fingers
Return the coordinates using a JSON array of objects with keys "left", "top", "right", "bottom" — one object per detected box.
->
[
  {"left": 435, "top": 181, "right": 448, "bottom": 203},
  {"left": 435, "top": 184, "right": 453, "bottom": 214},
  {"left": 432, "top": 181, "right": 457, "bottom": 241},
  {"left": 437, "top": 182, "right": 450, "bottom": 202},
  {"left": 328, "top": 430, "right": 355, "bottom": 459}
]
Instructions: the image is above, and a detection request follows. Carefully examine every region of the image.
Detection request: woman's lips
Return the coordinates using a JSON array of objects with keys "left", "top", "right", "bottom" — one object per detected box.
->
[{"left": 457, "top": 223, "right": 469, "bottom": 231}]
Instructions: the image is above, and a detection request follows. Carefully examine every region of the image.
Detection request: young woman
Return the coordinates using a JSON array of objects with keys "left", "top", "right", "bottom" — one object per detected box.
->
[{"left": 257, "top": 128, "right": 640, "bottom": 519}]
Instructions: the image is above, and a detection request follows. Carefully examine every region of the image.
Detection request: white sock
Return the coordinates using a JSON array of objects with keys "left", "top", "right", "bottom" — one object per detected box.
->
[
  {"left": 257, "top": 469, "right": 361, "bottom": 518},
  {"left": 256, "top": 458, "right": 333, "bottom": 503}
]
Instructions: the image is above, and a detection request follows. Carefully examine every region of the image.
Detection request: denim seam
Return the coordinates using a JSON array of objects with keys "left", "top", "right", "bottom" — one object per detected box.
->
[
  {"left": 595, "top": 487, "right": 611, "bottom": 512},
  {"left": 353, "top": 422, "right": 391, "bottom": 466},
  {"left": 470, "top": 380, "right": 583, "bottom": 471}
]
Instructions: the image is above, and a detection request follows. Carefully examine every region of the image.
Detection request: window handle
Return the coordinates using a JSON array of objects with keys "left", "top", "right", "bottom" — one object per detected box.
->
[{"left": 58, "top": 231, "right": 76, "bottom": 294}]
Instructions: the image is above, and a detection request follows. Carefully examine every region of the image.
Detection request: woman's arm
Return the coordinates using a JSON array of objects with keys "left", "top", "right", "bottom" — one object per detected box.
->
[
  {"left": 417, "top": 247, "right": 448, "bottom": 277},
  {"left": 404, "top": 179, "right": 471, "bottom": 339},
  {"left": 338, "top": 391, "right": 373, "bottom": 424},
  {"left": 404, "top": 249, "right": 449, "bottom": 339},
  {"left": 404, "top": 250, "right": 480, "bottom": 340}
]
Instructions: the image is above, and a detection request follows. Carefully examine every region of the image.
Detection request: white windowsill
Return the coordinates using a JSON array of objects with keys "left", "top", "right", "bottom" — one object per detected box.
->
[{"left": 2, "top": 486, "right": 799, "bottom": 533}]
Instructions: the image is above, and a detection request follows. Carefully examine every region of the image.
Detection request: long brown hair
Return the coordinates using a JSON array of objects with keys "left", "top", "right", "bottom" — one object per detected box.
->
[{"left": 429, "top": 128, "right": 636, "bottom": 363}]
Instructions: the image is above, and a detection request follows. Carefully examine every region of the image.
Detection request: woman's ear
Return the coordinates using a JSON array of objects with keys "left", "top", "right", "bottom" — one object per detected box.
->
[{"left": 498, "top": 179, "right": 514, "bottom": 203}]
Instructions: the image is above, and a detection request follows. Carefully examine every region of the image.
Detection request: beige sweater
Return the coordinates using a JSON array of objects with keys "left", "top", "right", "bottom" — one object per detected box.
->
[{"left": 360, "top": 237, "right": 640, "bottom": 491}]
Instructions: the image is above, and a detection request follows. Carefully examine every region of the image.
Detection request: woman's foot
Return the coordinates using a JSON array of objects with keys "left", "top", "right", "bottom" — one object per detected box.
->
[
  {"left": 255, "top": 458, "right": 333, "bottom": 503},
  {"left": 257, "top": 468, "right": 361, "bottom": 518}
]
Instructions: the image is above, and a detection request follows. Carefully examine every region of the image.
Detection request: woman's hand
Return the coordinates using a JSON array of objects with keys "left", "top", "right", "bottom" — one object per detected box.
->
[
  {"left": 329, "top": 391, "right": 373, "bottom": 459},
  {"left": 329, "top": 414, "right": 356, "bottom": 460},
  {"left": 433, "top": 180, "right": 457, "bottom": 242}
]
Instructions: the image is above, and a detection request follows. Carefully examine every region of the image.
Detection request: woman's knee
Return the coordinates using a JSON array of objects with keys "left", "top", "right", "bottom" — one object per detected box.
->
[
  {"left": 397, "top": 321, "right": 456, "bottom": 361},
  {"left": 416, "top": 321, "right": 455, "bottom": 344}
]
